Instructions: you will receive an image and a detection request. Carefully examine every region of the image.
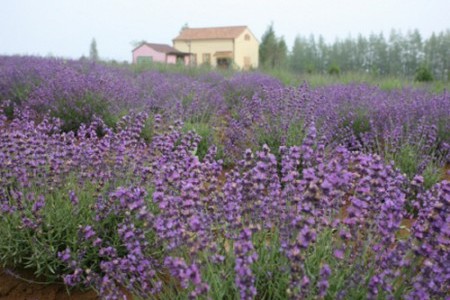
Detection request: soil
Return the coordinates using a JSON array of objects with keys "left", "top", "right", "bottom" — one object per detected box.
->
[
  {"left": 443, "top": 163, "right": 450, "bottom": 181},
  {"left": 0, "top": 268, "right": 98, "bottom": 300}
]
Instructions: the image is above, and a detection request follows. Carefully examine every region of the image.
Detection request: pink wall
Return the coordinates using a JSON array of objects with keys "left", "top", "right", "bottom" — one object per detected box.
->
[
  {"left": 166, "top": 55, "right": 190, "bottom": 65},
  {"left": 132, "top": 45, "right": 166, "bottom": 63},
  {"left": 166, "top": 54, "right": 177, "bottom": 64}
]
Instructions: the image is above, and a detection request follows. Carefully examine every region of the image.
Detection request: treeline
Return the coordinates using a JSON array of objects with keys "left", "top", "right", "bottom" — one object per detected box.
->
[{"left": 259, "top": 25, "right": 450, "bottom": 80}]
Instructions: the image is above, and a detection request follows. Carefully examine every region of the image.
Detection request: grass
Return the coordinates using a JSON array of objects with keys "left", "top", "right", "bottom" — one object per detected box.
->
[
  {"left": 107, "top": 59, "right": 450, "bottom": 92},
  {"left": 182, "top": 122, "right": 214, "bottom": 161},
  {"left": 0, "top": 170, "right": 159, "bottom": 281},
  {"left": 263, "top": 68, "right": 450, "bottom": 92}
]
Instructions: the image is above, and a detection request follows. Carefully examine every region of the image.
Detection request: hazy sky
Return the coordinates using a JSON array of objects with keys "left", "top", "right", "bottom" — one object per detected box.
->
[{"left": 1, "top": 0, "right": 448, "bottom": 62}]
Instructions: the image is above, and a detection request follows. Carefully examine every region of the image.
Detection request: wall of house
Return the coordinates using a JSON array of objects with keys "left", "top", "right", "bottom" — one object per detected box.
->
[
  {"left": 234, "top": 28, "right": 259, "bottom": 70},
  {"left": 166, "top": 54, "right": 177, "bottom": 64},
  {"left": 174, "top": 39, "right": 233, "bottom": 67},
  {"left": 132, "top": 45, "right": 166, "bottom": 63}
]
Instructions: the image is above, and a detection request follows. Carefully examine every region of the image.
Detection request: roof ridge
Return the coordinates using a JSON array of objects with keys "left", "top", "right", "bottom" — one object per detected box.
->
[
  {"left": 173, "top": 26, "right": 249, "bottom": 41},
  {"left": 183, "top": 25, "right": 247, "bottom": 29},
  {"left": 132, "top": 42, "right": 187, "bottom": 54}
]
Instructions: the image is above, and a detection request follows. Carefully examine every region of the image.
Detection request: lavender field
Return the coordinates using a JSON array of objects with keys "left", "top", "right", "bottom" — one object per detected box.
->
[{"left": 0, "top": 56, "right": 449, "bottom": 299}]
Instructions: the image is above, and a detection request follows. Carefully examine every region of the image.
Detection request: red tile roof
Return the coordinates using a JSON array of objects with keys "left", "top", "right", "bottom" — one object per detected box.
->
[{"left": 173, "top": 26, "right": 247, "bottom": 41}]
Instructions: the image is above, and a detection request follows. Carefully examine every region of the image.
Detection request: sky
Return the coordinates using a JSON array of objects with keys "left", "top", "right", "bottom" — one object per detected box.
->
[{"left": 1, "top": 0, "right": 449, "bottom": 62}]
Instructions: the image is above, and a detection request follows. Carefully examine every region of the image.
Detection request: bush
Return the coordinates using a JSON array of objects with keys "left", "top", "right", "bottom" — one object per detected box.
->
[
  {"left": 415, "top": 66, "right": 434, "bottom": 82},
  {"left": 328, "top": 64, "right": 341, "bottom": 76}
]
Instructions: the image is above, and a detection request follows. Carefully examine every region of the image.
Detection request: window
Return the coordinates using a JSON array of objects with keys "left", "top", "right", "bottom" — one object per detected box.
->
[
  {"left": 244, "top": 34, "right": 250, "bottom": 41},
  {"left": 136, "top": 56, "right": 153, "bottom": 64},
  {"left": 176, "top": 56, "right": 185, "bottom": 64},
  {"left": 202, "top": 53, "right": 211, "bottom": 65},
  {"left": 217, "top": 58, "right": 231, "bottom": 69}
]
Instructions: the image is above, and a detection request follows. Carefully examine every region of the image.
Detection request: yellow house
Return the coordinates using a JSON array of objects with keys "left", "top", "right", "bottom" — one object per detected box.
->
[{"left": 173, "top": 26, "right": 259, "bottom": 70}]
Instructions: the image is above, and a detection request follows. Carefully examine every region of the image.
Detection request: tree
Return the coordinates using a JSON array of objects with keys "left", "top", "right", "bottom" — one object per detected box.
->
[
  {"left": 388, "top": 29, "right": 403, "bottom": 75},
  {"left": 89, "top": 38, "right": 99, "bottom": 61},
  {"left": 406, "top": 29, "right": 423, "bottom": 76},
  {"left": 259, "top": 24, "right": 288, "bottom": 69},
  {"left": 259, "top": 23, "right": 288, "bottom": 69},
  {"left": 290, "top": 36, "right": 308, "bottom": 72},
  {"left": 259, "top": 24, "right": 277, "bottom": 68},
  {"left": 415, "top": 65, "right": 434, "bottom": 82},
  {"left": 275, "top": 37, "right": 288, "bottom": 68},
  {"left": 287, "top": 28, "right": 447, "bottom": 78},
  {"left": 180, "top": 23, "right": 189, "bottom": 33}
]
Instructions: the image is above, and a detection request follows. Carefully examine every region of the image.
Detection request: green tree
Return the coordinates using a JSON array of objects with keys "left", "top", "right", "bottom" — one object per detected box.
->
[
  {"left": 415, "top": 65, "right": 434, "bottom": 82},
  {"left": 290, "top": 36, "right": 308, "bottom": 72},
  {"left": 317, "top": 35, "right": 328, "bottom": 72},
  {"left": 259, "top": 23, "right": 288, "bottom": 69},
  {"left": 89, "top": 38, "right": 99, "bottom": 61},
  {"left": 367, "top": 33, "right": 388, "bottom": 75},
  {"left": 388, "top": 29, "right": 403, "bottom": 75},
  {"left": 406, "top": 29, "right": 424, "bottom": 76},
  {"left": 356, "top": 34, "right": 369, "bottom": 71},
  {"left": 131, "top": 40, "right": 147, "bottom": 48},
  {"left": 259, "top": 24, "right": 277, "bottom": 68},
  {"left": 287, "top": 28, "right": 447, "bottom": 78},
  {"left": 180, "top": 23, "right": 189, "bottom": 33},
  {"left": 276, "top": 37, "right": 288, "bottom": 68}
]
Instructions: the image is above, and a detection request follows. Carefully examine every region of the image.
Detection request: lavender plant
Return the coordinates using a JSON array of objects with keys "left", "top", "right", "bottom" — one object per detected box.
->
[{"left": 0, "top": 56, "right": 449, "bottom": 299}]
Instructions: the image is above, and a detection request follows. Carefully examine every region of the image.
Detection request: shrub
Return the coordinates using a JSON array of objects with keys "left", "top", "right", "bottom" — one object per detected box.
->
[
  {"left": 328, "top": 64, "right": 341, "bottom": 76},
  {"left": 415, "top": 66, "right": 434, "bottom": 82}
]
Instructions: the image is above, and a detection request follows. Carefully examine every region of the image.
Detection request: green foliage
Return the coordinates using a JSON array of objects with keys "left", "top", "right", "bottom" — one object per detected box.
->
[
  {"left": 0, "top": 80, "right": 40, "bottom": 119},
  {"left": 341, "top": 109, "right": 371, "bottom": 139},
  {"left": 89, "top": 38, "right": 99, "bottom": 61},
  {"left": 51, "top": 92, "right": 117, "bottom": 133},
  {"left": 436, "top": 118, "right": 450, "bottom": 144},
  {"left": 328, "top": 64, "right": 341, "bottom": 76},
  {"left": 259, "top": 23, "right": 288, "bottom": 69},
  {"left": 251, "top": 230, "right": 290, "bottom": 299},
  {"left": 140, "top": 116, "right": 155, "bottom": 143},
  {"left": 261, "top": 68, "right": 449, "bottom": 92},
  {"left": 422, "top": 163, "right": 442, "bottom": 190},
  {"left": 256, "top": 125, "right": 283, "bottom": 157},
  {"left": 286, "top": 29, "right": 450, "bottom": 81},
  {"left": 183, "top": 122, "right": 213, "bottom": 161},
  {"left": 0, "top": 174, "right": 159, "bottom": 282},
  {"left": 2, "top": 182, "right": 91, "bottom": 278},
  {"left": 286, "top": 120, "right": 306, "bottom": 146},
  {"left": 352, "top": 110, "right": 371, "bottom": 137},
  {"left": 391, "top": 144, "right": 420, "bottom": 179},
  {"left": 3, "top": 83, "right": 33, "bottom": 105},
  {"left": 3, "top": 102, "right": 15, "bottom": 120},
  {"left": 415, "top": 66, "right": 434, "bottom": 82}
]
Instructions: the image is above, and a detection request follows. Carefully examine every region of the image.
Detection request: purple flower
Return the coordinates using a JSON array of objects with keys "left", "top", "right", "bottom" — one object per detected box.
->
[
  {"left": 318, "top": 264, "right": 331, "bottom": 297},
  {"left": 69, "top": 190, "right": 78, "bottom": 205},
  {"left": 81, "top": 225, "right": 96, "bottom": 240},
  {"left": 333, "top": 248, "right": 345, "bottom": 260}
]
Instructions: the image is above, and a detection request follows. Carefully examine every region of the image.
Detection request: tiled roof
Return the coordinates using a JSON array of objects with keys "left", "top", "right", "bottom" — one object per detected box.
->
[
  {"left": 132, "top": 42, "right": 188, "bottom": 54},
  {"left": 173, "top": 26, "right": 247, "bottom": 41}
]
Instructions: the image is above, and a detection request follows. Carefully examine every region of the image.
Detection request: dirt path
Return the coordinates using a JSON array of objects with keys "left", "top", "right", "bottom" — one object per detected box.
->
[{"left": 0, "top": 268, "right": 98, "bottom": 300}]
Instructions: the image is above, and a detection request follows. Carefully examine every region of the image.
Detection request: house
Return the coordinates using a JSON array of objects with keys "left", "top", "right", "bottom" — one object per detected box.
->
[
  {"left": 132, "top": 42, "right": 190, "bottom": 65},
  {"left": 173, "top": 26, "right": 259, "bottom": 70}
]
